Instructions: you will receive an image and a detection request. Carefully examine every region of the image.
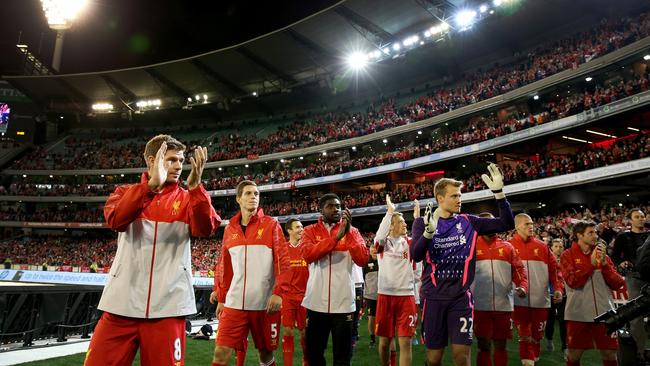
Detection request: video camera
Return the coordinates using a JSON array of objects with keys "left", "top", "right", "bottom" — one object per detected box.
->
[{"left": 595, "top": 284, "right": 650, "bottom": 334}]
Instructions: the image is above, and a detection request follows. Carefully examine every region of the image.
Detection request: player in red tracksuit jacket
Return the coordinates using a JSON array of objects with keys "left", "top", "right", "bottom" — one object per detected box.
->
[
  {"left": 471, "top": 213, "right": 528, "bottom": 366},
  {"left": 85, "top": 135, "right": 220, "bottom": 366},
  {"left": 510, "top": 213, "right": 563, "bottom": 366},
  {"left": 212, "top": 180, "right": 291, "bottom": 366},
  {"left": 281, "top": 218, "right": 309, "bottom": 366},
  {"left": 560, "top": 221, "right": 625, "bottom": 366},
  {"left": 300, "top": 193, "right": 369, "bottom": 366}
]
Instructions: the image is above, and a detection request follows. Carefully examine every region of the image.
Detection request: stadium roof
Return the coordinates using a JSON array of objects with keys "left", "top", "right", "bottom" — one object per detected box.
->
[{"left": 3, "top": 0, "right": 646, "bottom": 119}]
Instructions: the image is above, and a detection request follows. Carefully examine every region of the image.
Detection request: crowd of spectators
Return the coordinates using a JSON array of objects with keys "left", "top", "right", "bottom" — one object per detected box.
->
[
  {"left": 3, "top": 132, "right": 647, "bottom": 222},
  {"left": 3, "top": 68, "right": 647, "bottom": 198},
  {"left": 9, "top": 12, "right": 650, "bottom": 171}
]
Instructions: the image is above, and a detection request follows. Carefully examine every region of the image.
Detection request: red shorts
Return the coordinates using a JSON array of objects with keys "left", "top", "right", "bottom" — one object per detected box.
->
[
  {"left": 282, "top": 297, "right": 307, "bottom": 330},
  {"left": 84, "top": 312, "right": 186, "bottom": 366},
  {"left": 566, "top": 321, "right": 618, "bottom": 350},
  {"left": 375, "top": 294, "right": 418, "bottom": 338},
  {"left": 513, "top": 306, "right": 548, "bottom": 341},
  {"left": 474, "top": 310, "right": 512, "bottom": 340},
  {"left": 216, "top": 307, "right": 280, "bottom": 351}
]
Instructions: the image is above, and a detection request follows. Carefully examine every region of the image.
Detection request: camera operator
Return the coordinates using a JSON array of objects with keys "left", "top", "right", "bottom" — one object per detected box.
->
[
  {"left": 612, "top": 208, "right": 649, "bottom": 362},
  {"left": 560, "top": 221, "right": 625, "bottom": 366}
]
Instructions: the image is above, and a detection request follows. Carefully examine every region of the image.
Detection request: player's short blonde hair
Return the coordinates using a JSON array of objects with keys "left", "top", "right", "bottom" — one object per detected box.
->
[{"left": 434, "top": 178, "right": 463, "bottom": 199}]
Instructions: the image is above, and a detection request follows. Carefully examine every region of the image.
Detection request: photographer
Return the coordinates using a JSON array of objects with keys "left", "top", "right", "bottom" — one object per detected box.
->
[
  {"left": 612, "top": 208, "right": 649, "bottom": 362},
  {"left": 560, "top": 221, "right": 625, "bottom": 366}
]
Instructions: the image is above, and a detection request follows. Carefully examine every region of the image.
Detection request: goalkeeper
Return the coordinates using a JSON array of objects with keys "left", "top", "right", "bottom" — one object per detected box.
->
[{"left": 410, "top": 163, "right": 515, "bottom": 366}]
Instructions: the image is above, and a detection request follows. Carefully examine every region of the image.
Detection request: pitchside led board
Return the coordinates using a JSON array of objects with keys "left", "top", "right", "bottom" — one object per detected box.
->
[{"left": 0, "top": 102, "right": 9, "bottom": 134}]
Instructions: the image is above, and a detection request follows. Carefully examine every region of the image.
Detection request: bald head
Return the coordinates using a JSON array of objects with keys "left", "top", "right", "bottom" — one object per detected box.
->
[{"left": 515, "top": 213, "right": 534, "bottom": 241}]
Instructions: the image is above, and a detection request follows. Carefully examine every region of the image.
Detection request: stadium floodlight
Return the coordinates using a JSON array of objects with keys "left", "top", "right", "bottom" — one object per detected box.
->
[
  {"left": 424, "top": 30, "right": 432, "bottom": 38},
  {"left": 479, "top": 4, "right": 488, "bottom": 13},
  {"left": 40, "top": 0, "right": 88, "bottom": 71},
  {"left": 195, "top": 95, "right": 200, "bottom": 101},
  {"left": 382, "top": 138, "right": 388, "bottom": 143},
  {"left": 392, "top": 43, "right": 401, "bottom": 51},
  {"left": 644, "top": 54, "right": 650, "bottom": 61},
  {"left": 299, "top": 156, "right": 304, "bottom": 160},
  {"left": 493, "top": 0, "right": 503, "bottom": 6},
  {"left": 351, "top": 146, "right": 357, "bottom": 151},
  {"left": 203, "top": 94, "right": 208, "bottom": 100},
  {"left": 92, "top": 103, "right": 113, "bottom": 111},
  {"left": 187, "top": 97, "right": 192, "bottom": 102},
  {"left": 417, "top": 130, "right": 423, "bottom": 135},
  {"left": 322, "top": 151, "right": 327, "bottom": 156},
  {"left": 346, "top": 52, "right": 368, "bottom": 70},
  {"left": 585, "top": 76, "right": 593, "bottom": 82},
  {"left": 533, "top": 95, "right": 539, "bottom": 100},
  {"left": 455, "top": 10, "right": 477, "bottom": 28}
]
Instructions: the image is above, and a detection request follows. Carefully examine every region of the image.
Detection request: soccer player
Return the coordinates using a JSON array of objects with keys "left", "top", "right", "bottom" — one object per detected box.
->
[
  {"left": 561, "top": 221, "right": 625, "bottom": 366},
  {"left": 281, "top": 218, "right": 309, "bottom": 366},
  {"left": 510, "top": 213, "right": 563, "bottom": 366},
  {"left": 212, "top": 180, "right": 290, "bottom": 366},
  {"left": 411, "top": 163, "right": 515, "bottom": 366},
  {"left": 85, "top": 135, "right": 220, "bottom": 366},
  {"left": 374, "top": 195, "right": 419, "bottom": 366},
  {"left": 363, "top": 244, "right": 379, "bottom": 348},
  {"left": 301, "top": 193, "right": 369, "bottom": 366},
  {"left": 545, "top": 238, "right": 567, "bottom": 355},
  {"left": 471, "top": 213, "right": 528, "bottom": 366}
]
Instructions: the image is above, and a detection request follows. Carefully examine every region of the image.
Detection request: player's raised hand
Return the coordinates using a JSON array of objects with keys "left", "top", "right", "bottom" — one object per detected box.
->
[
  {"left": 148, "top": 142, "right": 168, "bottom": 191},
  {"left": 481, "top": 163, "right": 505, "bottom": 199},
  {"left": 413, "top": 199, "right": 421, "bottom": 218},
  {"left": 187, "top": 146, "right": 208, "bottom": 190},
  {"left": 423, "top": 203, "right": 440, "bottom": 239},
  {"left": 336, "top": 209, "right": 352, "bottom": 241},
  {"left": 386, "top": 195, "right": 396, "bottom": 214}
]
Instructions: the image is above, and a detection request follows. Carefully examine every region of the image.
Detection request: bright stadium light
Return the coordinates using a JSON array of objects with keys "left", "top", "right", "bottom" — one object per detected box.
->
[
  {"left": 392, "top": 43, "right": 401, "bottom": 51},
  {"left": 40, "top": 0, "right": 88, "bottom": 72},
  {"left": 644, "top": 54, "right": 650, "bottom": 61},
  {"left": 455, "top": 10, "right": 477, "bottom": 28},
  {"left": 92, "top": 103, "right": 113, "bottom": 111},
  {"left": 493, "top": 0, "right": 503, "bottom": 6},
  {"left": 533, "top": 95, "right": 539, "bottom": 100},
  {"left": 479, "top": 4, "right": 488, "bottom": 13},
  {"left": 346, "top": 52, "right": 368, "bottom": 70},
  {"left": 585, "top": 76, "right": 593, "bottom": 82}
]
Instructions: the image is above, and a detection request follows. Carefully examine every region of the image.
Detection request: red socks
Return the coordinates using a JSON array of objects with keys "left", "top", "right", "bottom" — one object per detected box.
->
[
  {"left": 236, "top": 338, "right": 248, "bottom": 366},
  {"left": 493, "top": 348, "right": 507, "bottom": 366},
  {"left": 283, "top": 335, "right": 295, "bottom": 366},
  {"left": 390, "top": 350, "right": 397, "bottom": 366},
  {"left": 477, "top": 350, "right": 492, "bottom": 366}
]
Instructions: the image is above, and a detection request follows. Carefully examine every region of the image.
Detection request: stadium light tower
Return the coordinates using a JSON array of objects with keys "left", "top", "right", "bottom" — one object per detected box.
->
[{"left": 40, "top": 0, "right": 88, "bottom": 72}]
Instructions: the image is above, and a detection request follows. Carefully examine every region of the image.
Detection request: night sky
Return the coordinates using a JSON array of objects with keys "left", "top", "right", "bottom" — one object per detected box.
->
[{"left": 3, "top": 0, "right": 339, "bottom": 74}]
